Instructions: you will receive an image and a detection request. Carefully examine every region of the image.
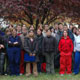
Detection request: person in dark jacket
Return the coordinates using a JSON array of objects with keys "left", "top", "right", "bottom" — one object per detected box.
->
[
  {"left": 4, "top": 28, "right": 11, "bottom": 75},
  {"left": 57, "top": 23, "right": 63, "bottom": 39},
  {"left": 36, "top": 29, "right": 44, "bottom": 73},
  {"left": 20, "top": 26, "right": 27, "bottom": 75},
  {"left": 7, "top": 28, "right": 22, "bottom": 76},
  {"left": 0, "top": 34, "right": 6, "bottom": 75},
  {"left": 42, "top": 29, "right": 57, "bottom": 74},
  {"left": 24, "top": 30, "right": 38, "bottom": 77}
]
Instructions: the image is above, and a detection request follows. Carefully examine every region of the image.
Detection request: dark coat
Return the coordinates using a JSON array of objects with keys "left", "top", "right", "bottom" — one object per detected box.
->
[
  {"left": 36, "top": 34, "right": 43, "bottom": 54},
  {"left": 42, "top": 36, "right": 57, "bottom": 54},
  {"left": 24, "top": 37, "right": 37, "bottom": 55},
  {"left": 0, "top": 35, "right": 6, "bottom": 52},
  {"left": 24, "top": 37, "right": 38, "bottom": 62},
  {"left": 68, "top": 29, "right": 74, "bottom": 42},
  {"left": 8, "top": 35, "right": 22, "bottom": 48}
]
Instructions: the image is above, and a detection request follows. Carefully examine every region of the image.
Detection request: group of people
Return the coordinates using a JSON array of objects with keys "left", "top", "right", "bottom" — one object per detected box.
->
[{"left": 0, "top": 23, "right": 80, "bottom": 77}]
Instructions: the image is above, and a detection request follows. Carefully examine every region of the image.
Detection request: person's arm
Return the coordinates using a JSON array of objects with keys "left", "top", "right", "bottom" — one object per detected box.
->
[
  {"left": 58, "top": 39, "right": 62, "bottom": 52},
  {"left": 13, "top": 36, "right": 22, "bottom": 47},
  {"left": 33, "top": 38, "right": 38, "bottom": 56},
  {"left": 54, "top": 37, "right": 57, "bottom": 54},
  {"left": 42, "top": 37, "right": 45, "bottom": 54},
  {"left": 24, "top": 38, "right": 31, "bottom": 55},
  {"left": 70, "top": 39, "right": 74, "bottom": 52}
]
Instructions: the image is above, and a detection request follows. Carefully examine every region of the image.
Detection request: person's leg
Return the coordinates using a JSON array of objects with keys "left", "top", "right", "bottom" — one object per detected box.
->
[
  {"left": 72, "top": 52, "right": 75, "bottom": 71},
  {"left": 50, "top": 53, "right": 55, "bottom": 74},
  {"left": 5, "top": 53, "right": 10, "bottom": 75},
  {"left": 33, "top": 62, "right": 38, "bottom": 76},
  {"left": 14, "top": 48, "right": 21, "bottom": 76},
  {"left": 26, "top": 62, "right": 31, "bottom": 76},
  {"left": 37, "top": 55, "right": 43, "bottom": 72},
  {"left": 66, "top": 55, "right": 72, "bottom": 74},
  {"left": 0, "top": 54, "right": 1, "bottom": 74},
  {"left": 0, "top": 52, "right": 5, "bottom": 75},
  {"left": 45, "top": 53, "right": 51, "bottom": 74},
  {"left": 74, "top": 51, "right": 80, "bottom": 74},
  {"left": 20, "top": 50, "right": 25, "bottom": 74},
  {"left": 7, "top": 48, "right": 15, "bottom": 75},
  {"left": 59, "top": 55, "right": 66, "bottom": 74}
]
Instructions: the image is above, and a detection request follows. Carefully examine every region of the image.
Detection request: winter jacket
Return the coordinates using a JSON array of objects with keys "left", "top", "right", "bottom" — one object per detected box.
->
[
  {"left": 42, "top": 36, "right": 57, "bottom": 53},
  {"left": 68, "top": 29, "right": 74, "bottom": 42},
  {"left": 58, "top": 36, "right": 73, "bottom": 55},
  {"left": 0, "top": 35, "right": 6, "bottom": 52},
  {"left": 24, "top": 37, "right": 37, "bottom": 55},
  {"left": 74, "top": 35, "right": 80, "bottom": 52},
  {"left": 20, "top": 34, "right": 27, "bottom": 49},
  {"left": 36, "top": 34, "right": 43, "bottom": 54},
  {"left": 8, "top": 36, "right": 22, "bottom": 48}
]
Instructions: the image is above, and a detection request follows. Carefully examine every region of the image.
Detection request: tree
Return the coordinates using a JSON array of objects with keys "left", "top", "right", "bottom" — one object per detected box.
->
[{"left": 0, "top": 0, "right": 80, "bottom": 29}]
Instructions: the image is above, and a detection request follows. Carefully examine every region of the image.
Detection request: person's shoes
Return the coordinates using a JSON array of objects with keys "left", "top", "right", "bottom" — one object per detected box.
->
[
  {"left": 4, "top": 73, "right": 8, "bottom": 76},
  {"left": 68, "top": 74, "right": 71, "bottom": 76},
  {"left": 33, "top": 72, "right": 38, "bottom": 77},
  {"left": 73, "top": 73, "right": 78, "bottom": 75},
  {"left": 60, "top": 74, "right": 64, "bottom": 76},
  {"left": 20, "top": 73, "right": 23, "bottom": 76},
  {"left": 25, "top": 73, "right": 31, "bottom": 77}
]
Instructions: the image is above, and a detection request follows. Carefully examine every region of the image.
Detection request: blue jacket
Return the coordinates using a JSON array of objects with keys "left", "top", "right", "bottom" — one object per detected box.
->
[
  {"left": 0, "top": 30, "right": 5, "bottom": 36},
  {"left": 8, "top": 35, "right": 22, "bottom": 48}
]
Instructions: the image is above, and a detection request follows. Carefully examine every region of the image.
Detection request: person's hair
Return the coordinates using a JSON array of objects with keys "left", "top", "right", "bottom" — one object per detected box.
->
[
  {"left": 58, "top": 23, "right": 63, "bottom": 25},
  {"left": 54, "top": 22, "right": 58, "bottom": 25},
  {"left": 9, "top": 24, "right": 13, "bottom": 27},
  {"left": 78, "top": 25, "right": 80, "bottom": 29},
  {"left": 49, "top": 26, "right": 54, "bottom": 32},
  {"left": 12, "top": 28, "right": 17, "bottom": 32},
  {"left": 46, "top": 28, "right": 51, "bottom": 32},
  {"left": 28, "top": 30, "right": 35, "bottom": 38},
  {"left": 69, "top": 24, "right": 73, "bottom": 28},
  {"left": 64, "top": 23, "right": 67, "bottom": 26},
  {"left": 63, "top": 30, "right": 68, "bottom": 36},
  {"left": 5, "top": 28, "right": 10, "bottom": 34},
  {"left": 72, "top": 27, "right": 77, "bottom": 33}
]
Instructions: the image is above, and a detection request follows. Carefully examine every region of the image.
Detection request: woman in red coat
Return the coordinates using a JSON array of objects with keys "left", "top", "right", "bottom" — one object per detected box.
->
[{"left": 58, "top": 30, "right": 73, "bottom": 76}]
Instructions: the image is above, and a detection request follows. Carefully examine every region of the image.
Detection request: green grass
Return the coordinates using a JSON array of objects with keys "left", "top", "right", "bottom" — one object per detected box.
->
[{"left": 0, "top": 72, "right": 80, "bottom": 80}]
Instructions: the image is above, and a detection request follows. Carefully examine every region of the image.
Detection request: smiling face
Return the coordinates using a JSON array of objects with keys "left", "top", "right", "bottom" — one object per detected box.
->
[
  {"left": 63, "top": 30, "right": 68, "bottom": 37},
  {"left": 77, "top": 29, "right": 80, "bottom": 35},
  {"left": 46, "top": 29, "right": 51, "bottom": 36},
  {"left": 29, "top": 31, "right": 34, "bottom": 37},
  {"left": 59, "top": 24, "right": 63, "bottom": 31},
  {"left": 22, "top": 26, "right": 27, "bottom": 34},
  {"left": 12, "top": 29, "right": 17, "bottom": 36},
  {"left": 37, "top": 29, "right": 42, "bottom": 35},
  {"left": 17, "top": 25, "right": 22, "bottom": 32}
]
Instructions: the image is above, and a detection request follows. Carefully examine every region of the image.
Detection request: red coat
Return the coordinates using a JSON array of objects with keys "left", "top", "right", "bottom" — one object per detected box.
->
[{"left": 58, "top": 36, "right": 73, "bottom": 55}]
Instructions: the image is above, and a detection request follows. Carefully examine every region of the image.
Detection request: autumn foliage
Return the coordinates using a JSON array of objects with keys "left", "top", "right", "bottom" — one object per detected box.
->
[{"left": 0, "top": 0, "right": 80, "bottom": 28}]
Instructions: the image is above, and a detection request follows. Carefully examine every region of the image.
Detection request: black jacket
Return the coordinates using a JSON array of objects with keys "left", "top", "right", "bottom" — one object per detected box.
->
[
  {"left": 36, "top": 34, "right": 43, "bottom": 54},
  {"left": 42, "top": 36, "right": 57, "bottom": 53},
  {"left": 24, "top": 37, "right": 37, "bottom": 55},
  {"left": 0, "top": 35, "right": 6, "bottom": 52}
]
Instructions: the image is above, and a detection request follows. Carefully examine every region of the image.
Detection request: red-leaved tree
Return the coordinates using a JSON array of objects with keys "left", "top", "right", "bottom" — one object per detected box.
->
[{"left": 0, "top": 0, "right": 80, "bottom": 29}]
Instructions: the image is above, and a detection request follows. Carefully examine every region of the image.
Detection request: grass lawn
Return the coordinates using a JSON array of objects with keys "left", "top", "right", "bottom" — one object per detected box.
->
[{"left": 0, "top": 71, "right": 80, "bottom": 80}]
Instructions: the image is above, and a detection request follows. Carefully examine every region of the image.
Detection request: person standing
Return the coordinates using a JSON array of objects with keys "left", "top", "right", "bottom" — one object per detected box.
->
[
  {"left": 42, "top": 29, "right": 57, "bottom": 74},
  {"left": 0, "top": 34, "right": 6, "bottom": 75},
  {"left": 4, "top": 28, "right": 11, "bottom": 75},
  {"left": 74, "top": 29, "right": 80, "bottom": 75},
  {"left": 7, "top": 28, "right": 22, "bottom": 76},
  {"left": 20, "top": 26, "right": 27, "bottom": 75},
  {"left": 58, "top": 30, "right": 73, "bottom": 76},
  {"left": 24, "top": 30, "right": 38, "bottom": 77},
  {"left": 36, "top": 29, "right": 44, "bottom": 73}
]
